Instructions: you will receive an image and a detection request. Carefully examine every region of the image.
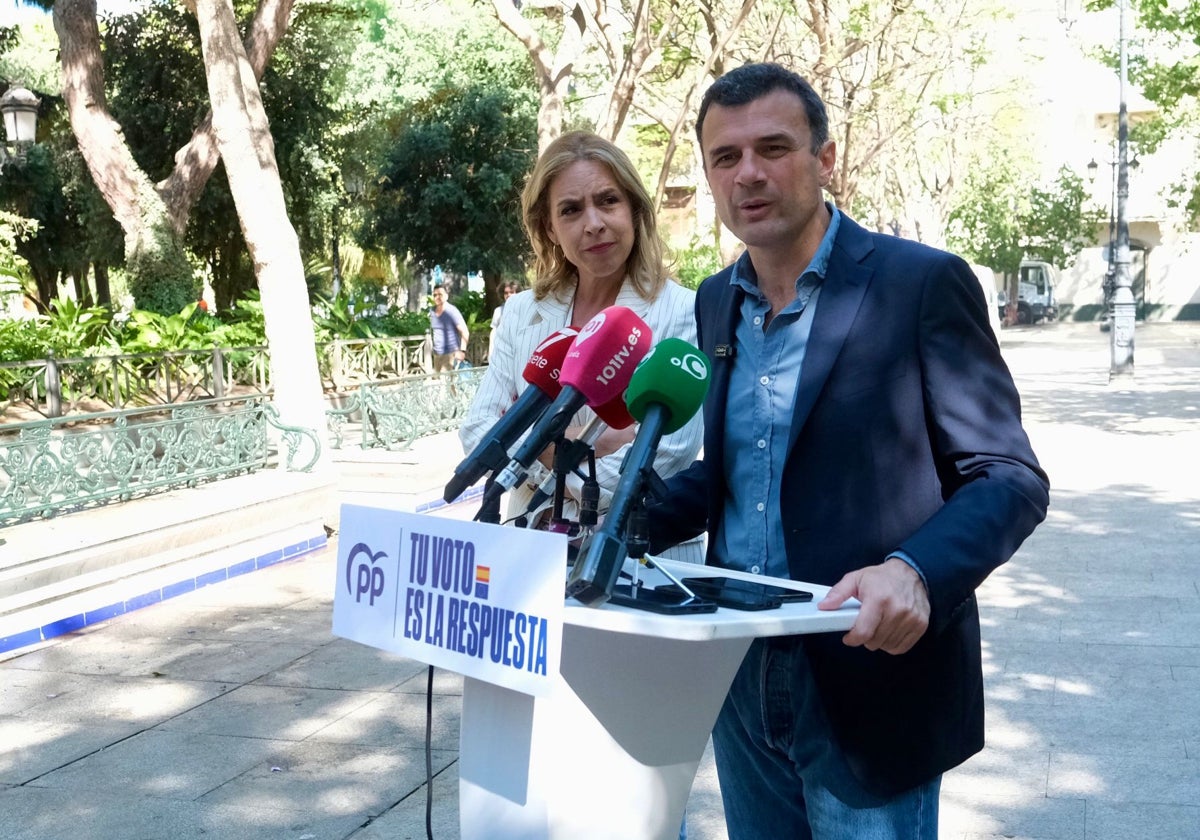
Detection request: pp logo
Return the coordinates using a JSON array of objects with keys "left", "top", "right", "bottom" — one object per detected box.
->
[
  {"left": 672, "top": 352, "right": 708, "bottom": 380},
  {"left": 345, "top": 542, "right": 387, "bottom": 606},
  {"left": 575, "top": 311, "right": 606, "bottom": 343}
]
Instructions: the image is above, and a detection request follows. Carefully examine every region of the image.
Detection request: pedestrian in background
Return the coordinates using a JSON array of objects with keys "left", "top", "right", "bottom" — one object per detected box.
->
[
  {"left": 487, "top": 281, "right": 520, "bottom": 363},
  {"left": 430, "top": 285, "right": 469, "bottom": 372}
]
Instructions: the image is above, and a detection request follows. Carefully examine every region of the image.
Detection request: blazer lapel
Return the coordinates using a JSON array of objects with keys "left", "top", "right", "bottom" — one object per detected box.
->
[
  {"left": 786, "top": 224, "right": 874, "bottom": 455},
  {"left": 531, "top": 292, "right": 571, "bottom": 330},
  {"left": 699, "top": 277, "right": 740, "bottom": 485}
]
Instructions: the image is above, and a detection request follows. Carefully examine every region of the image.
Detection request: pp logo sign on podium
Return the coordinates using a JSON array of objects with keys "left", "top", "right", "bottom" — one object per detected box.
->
[{"left": 332, "top": 505, "right": 567, "bottom": 698}]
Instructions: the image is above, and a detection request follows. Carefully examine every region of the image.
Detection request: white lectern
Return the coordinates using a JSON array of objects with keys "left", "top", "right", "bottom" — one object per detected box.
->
[{"left": 458, "top": 558, "right": 858, "bottom": 840}]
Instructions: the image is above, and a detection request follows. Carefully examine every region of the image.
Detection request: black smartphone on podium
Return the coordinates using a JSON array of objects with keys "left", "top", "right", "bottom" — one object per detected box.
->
[
  {"left": 657, "top": 577, "right": 812, "bottom": 611},
  {"left": 608, "top": 583, "right": 718, "bottom": 615}
]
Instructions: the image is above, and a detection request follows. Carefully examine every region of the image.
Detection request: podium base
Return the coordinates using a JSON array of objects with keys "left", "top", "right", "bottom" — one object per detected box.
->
[{"left": 459, "top": 623, "right": 751, "bottom": 840}]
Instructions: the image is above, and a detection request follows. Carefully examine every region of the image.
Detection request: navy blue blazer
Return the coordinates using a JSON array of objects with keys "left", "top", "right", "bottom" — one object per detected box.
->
[{"left": 650, "top": 214, "right": 1050, "bottom": 795}]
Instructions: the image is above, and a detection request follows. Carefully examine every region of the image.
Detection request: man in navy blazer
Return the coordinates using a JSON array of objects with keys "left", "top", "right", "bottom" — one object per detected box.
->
[{"left": 648, "top": 63, "right": 1050, "bottom": 838}]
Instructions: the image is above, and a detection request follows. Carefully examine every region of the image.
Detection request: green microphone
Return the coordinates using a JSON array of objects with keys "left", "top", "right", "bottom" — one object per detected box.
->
[
  {"left": 624, "top": 338, "right": 712, "bottom": 431},
  {"left": 566, "top": 337, "right": 711, "bottom": 606}
]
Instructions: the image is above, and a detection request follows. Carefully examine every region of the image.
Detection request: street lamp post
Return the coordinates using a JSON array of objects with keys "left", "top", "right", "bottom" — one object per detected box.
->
[
  {"left": 1110, "top": 0, "right": 1136, "bottom": 378},
  {"left": 1088, "top": 149, "right": 1138, "bottom": 316}
]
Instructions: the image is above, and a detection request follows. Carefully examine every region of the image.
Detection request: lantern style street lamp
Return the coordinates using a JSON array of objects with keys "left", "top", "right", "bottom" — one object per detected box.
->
[{"left": 0, "top": 83, "right": 40, "bottom": 165}]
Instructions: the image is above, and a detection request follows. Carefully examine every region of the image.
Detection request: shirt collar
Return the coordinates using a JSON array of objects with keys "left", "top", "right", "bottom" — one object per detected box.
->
[{"left": 729, "top": 203, "right": 842, "bottom": 297}]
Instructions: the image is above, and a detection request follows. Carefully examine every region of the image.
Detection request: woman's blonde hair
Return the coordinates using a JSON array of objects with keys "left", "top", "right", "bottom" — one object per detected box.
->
[{"left": 521, "top": 131, "right": 667, "bottom": 301}]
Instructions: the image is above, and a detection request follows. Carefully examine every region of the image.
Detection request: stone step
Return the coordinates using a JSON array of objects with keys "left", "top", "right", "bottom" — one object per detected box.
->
[{"left": 0, "top": 472, "right": 334, "bottom": 651}]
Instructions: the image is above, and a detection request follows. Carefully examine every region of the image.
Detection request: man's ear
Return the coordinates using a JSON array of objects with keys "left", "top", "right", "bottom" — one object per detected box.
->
[{"left": 818, "top": 140, "right": 837, "bottom": 188}]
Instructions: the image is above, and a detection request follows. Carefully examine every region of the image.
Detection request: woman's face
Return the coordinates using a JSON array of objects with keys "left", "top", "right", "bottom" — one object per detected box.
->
[{"left": 544, "top": 159, "right": 635, "bottom": 290}]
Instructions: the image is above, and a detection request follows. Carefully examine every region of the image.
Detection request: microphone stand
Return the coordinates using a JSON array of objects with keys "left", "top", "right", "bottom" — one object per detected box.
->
[
  {"left": 474, "top": 474, "right": 502, "bottom": 524},
  {"left": 620, "top": 495, "right": 700, "bottom": 602},
  {"left": 545, "top": 446, "right": 598, "bottom": 565}
]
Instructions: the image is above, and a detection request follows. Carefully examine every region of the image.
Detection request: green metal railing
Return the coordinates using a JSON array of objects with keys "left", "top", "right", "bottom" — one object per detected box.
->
[
  {"left": 0, "top": 396, "right": 319, "bottom": 526},
  {"left": 0, "top": 347, "right": 271, "bottom": 420},
  {"left": 324, "top": 366, "right": 485, "bottom": 450}
]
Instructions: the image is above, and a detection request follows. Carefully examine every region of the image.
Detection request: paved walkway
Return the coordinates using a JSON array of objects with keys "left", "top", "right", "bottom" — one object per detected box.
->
[{"left": 1, "top": 322, "right": 1198, "bottom": 839}]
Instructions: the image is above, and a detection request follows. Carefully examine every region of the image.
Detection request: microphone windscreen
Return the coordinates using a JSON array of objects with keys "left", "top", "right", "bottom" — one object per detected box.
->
[
  {"left": 592, "top": 392, "right": 635, "bottom": 429},
  {"left": 521, "top": 327, "right": 577, "bottom": 397},
  {"left": 559, "top": 306, "right": 651, "bottom": 406},
  {"left": 624, "top": 337, "right": 710, "bottom": 434}
]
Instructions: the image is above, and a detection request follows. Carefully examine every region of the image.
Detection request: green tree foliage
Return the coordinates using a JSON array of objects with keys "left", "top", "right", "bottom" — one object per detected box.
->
[
  {"left": 1104, "top": 0, "right": 1200, "bottom": 226},
  {"left": 948, "top": 157, "right": 1101, "bottom": 275},
  {"left": 361, "top": 84, "right": 537, "bottom": 310},
  {"left": 347, "top": 1, "right": 538, "bottom": 311},
  {"left": 101, "top": 0, "right": 367, "bottom": 310},
  {"left": 673, "top": 240, "right": 726, "bottom": 290},
  {"left": 0, "top": 17, "right": 124, "bottom": 310},
  {"left": 1023, "top": 167, "right": 1104, "bottom": 270}
]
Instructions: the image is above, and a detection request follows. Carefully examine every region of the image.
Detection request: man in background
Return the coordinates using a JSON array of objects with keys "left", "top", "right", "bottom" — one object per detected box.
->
[{"left": 429, "top": 285, "right": 469, "bottom": 372}]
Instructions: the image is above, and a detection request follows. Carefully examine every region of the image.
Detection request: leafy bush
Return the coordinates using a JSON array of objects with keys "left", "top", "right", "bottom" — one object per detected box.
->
[
  {"left": 125, "top": 230, "right": 201, "bottom": 316},
  {"left": 673, "top": 240, "right": 726, "bottom": 290},
  {"left": 42, "top": 298, "right": 119, "bottom": 357},
  {"left": 0, "top": 318, "right": 49, "bottom": 363},
  {"left": 219, "top": 293, "right": 268, "bottom": 346},
  {"left": 114, "top": 303, "right": 229, "bottom": 353},
  {"left": 451, "top": 290, "right": 487, "bottom": 325},
  {"left": 311, "top": 293, "right": 380, "bottom": 341},
  {"left": 373, "top": 307, "right": 431, "bottom": 337}
]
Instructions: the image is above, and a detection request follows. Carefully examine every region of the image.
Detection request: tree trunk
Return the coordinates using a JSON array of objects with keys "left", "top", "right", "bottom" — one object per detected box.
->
[
  {"left": 72, "top": 267, "right": 91, "bottom": 306},
  {"left": 94, "top": 263, "right": 111, "bottom": 307},
  {"left": 491, "top": 0, "right": 585, "bottom": 153},
  {"left": 191, "top": 0, "right": 327, "bottom": 454},
  {"left": 160, "top": 0, "right": 296, "bottom": 234},
  {"left": 51, "top": 0, "right": 296, "bottom": 309},
  {"left": 53, "top": 0, "right": 195, "bottom": 311}
]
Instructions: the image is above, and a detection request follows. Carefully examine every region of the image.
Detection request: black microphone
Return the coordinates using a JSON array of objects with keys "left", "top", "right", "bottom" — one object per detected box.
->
[
  {"left": 566, "top": 338, "right": 710, "bottom": 606},
  {"left": 444, "top": 327, "right": 576, "bottom": 503}
]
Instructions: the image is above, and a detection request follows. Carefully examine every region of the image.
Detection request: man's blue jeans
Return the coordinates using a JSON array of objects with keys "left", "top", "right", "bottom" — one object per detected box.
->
[{"left": 712, "top": 637, "right": 941, "bottom": 840}]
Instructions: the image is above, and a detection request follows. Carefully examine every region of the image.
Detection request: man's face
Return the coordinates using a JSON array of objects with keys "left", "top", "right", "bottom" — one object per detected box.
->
[
  {"left": 432, "top": 287, "right": 447, "bottom": 309},
  {"left": 701, "top": 89, "right": 836, "bottom": 255}
]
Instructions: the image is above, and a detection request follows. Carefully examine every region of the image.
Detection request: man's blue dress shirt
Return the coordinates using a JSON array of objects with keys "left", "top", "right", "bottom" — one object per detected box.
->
[{"left": 714, "top": 208, "right": 841, "bottom": 578}]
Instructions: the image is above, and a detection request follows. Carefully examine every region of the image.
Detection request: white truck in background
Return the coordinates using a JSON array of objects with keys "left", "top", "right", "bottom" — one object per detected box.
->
[
  {"left": 969, "top": 264, "right": 1003, "bottom": 340},
  {"left": 996, "top": 259, "right": 1059, "bottom": 325}
]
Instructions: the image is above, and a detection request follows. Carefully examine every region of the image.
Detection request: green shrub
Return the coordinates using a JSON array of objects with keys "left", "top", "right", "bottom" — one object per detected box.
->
[
  {"left": 114, "top": 303, "right": 230, "bottom": 353},
  {"left": 673, "top": 240, "right": 726, "bottom": 290},
  {"left": 0, "top": 318, "right": 49, "bottom": 363},
  {"left": 451, "top": 290, "right": 487, "bottom": 325},
  {"left": 373, "top": 307, "right": 430, "bottom": 337}
]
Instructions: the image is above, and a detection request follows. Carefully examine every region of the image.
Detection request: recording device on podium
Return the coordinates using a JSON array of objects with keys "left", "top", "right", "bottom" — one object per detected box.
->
[
  {"left": 481, "top": 306, "right": 652, "bottom": 509},
  {"left": 443, "top": 327, "right": 579, "bottom": 505},
  {"left": 565, "top": 336, "right": 711, "bottom": 607}
]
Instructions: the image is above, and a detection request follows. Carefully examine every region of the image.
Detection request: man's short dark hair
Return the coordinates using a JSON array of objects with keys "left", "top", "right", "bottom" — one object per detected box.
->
[{"left": 696, "top": 62, "right": 830, "bottom": 154}]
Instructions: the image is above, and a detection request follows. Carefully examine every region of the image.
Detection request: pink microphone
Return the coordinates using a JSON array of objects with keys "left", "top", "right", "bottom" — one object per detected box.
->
[{"left": 488, "top": 306, "right": 651, "bottom": 497}]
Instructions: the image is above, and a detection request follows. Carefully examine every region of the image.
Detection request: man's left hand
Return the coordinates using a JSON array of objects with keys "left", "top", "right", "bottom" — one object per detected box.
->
[{"left": 818, "top": 558, "right": 930, "bottom": 655}]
